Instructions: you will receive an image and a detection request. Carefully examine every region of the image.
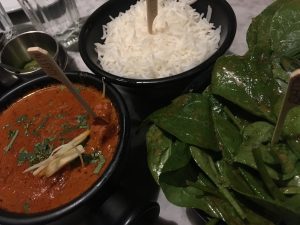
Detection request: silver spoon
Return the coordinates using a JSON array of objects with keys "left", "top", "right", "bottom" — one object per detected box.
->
[{"left": 27, "top": 47, "right": 98, "bottom": 120}]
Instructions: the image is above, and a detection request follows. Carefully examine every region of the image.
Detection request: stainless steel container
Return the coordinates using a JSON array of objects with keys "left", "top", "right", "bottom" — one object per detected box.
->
[{"left": 0, "top": 30, "right": 59, "bottom": 77}]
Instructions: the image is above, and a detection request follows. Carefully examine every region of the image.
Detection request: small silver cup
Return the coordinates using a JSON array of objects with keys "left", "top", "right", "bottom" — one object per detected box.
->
[{"left": 0, "top": 31, "right": 60, "bottom": 77}]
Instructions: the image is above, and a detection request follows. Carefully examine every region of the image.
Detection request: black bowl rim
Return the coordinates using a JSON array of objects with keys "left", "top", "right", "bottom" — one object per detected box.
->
[
  {"left": 79, "top": 0, "right": 237, "bottom": 87},
  {"left": 0, "top": 71, "right": 130, "bottom": 224}
]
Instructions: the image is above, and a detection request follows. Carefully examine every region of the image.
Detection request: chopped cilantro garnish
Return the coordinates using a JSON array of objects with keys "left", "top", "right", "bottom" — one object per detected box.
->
[
  {"left": 4, "top": 129, "right": 19, "bottom": 152},
  {"left": 8, "top": 129, "right": 18, "bottom": 139},
  {"left": 26, "top": 137, "right": 55, "bottom": 165},
  {"left": 32, "top": 115, "right": 50, "bottom": 136},
  {"left": 76, "top": 114, "right": 89, "bottom": 129},
  {"left": 82, "top": 151, "right": 106, "bottom": 174},
  {"left": 61, "top": 123, "right": 77, "bottom": 135},
  {"left": 60, "top": 114, "right": 89, "bottom": 135},
  {"left": 56, "top": 113, "right": 65, "bottom": 119},
  {"left": 75, "top": 87, "right": 81, "bottom": 93},
  {"left": 23, "top": 201, "right": 30, "bottom": 214},
  {"left": 16, "top": 137, "right": 55, "bottom": 166},
  {"left": 17, "top": 148, "right": 30, "bottom": 165},
  {"left": 16, "top": 114, "right": 34, "bottom": 136},
  {"left": 17, "top": 137, "right": 54, "bottom": 165},
  {"left": 93, "top": 154, "right": 105, "bottom": 174},
  {"left": 17, "top": 114, "right": 29, "bottom": 124}
]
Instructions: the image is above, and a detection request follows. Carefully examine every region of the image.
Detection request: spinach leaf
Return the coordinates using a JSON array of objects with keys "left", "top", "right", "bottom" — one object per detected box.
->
[
  {"left": 246, "top": 0, "right": 288, "bottom": 52},
  {"left": 190, "top": 146, "right": 246, "bottom": 220},
  {"left": 146, "top": 124, "right": 192, "bottom": 182},
  {"left": 234, "top": 121, "right": 299, "bottom": 180},
  {"left": 235, "top": 166, "right": 273, "bottom": 201},
  {"left": 146, "top": 125, "right": 173, "bottom": 183},
  {"left": 163, "top": 140, "right": 191, "bottom": 173},
  {"left": 221, "top": 161, "right": 300, "bottom": 224},
  {"left": 148, "top": 93, "right": 218, "bottom": 151},
  {"left": 160, "top": 164, "right": 244, "bottom": 225},
  {"left": 281, "top": 174, "right": 300, "bottom": 194},
  {"left": 234, "top": 122, "right": 278, "bottom": 170},
  {"left": 211, "top": 55, "right": 281, "bottom": 123},
  {"left": 210, "top": 96, "right": 242, "bottom": 161},
  {"left": 285, "top": 175, "right": 300, "bottom": 188},
  {"left": 211, "top": 0, "right": 300, "bottom": 124},
  {"left": 270, "top": 0, "right": 300, "bottom": 57},
  {"left": 205, "top": 218, "right": 220, "bottom": 225},
  {"left": 272, "top": 144, "right": 300, "bottom": 179},
  {"left": 161, "top": 158, "right": 276, "bottom": 225},
  {"left": 283, "top": 107, "right": 300, "bottom": 152},
  {"left": 281, "top": 186, "right": 300, "bottom": 195},
  {"left": 280, "top": 56, "right": 300, "bottom": 74},
  {"left": 252, "top": 148, "right": 285, "bottom": 201}
]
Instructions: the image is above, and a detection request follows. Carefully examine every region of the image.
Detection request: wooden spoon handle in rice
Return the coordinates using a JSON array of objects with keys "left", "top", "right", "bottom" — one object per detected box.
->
[{"left": 146, "top": 0, "right": 158, "bottom": 34}]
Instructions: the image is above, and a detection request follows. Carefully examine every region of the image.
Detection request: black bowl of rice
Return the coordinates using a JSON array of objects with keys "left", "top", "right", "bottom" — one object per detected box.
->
[{"left": 79, "top": 0, "right": 236, "bottom": 119}]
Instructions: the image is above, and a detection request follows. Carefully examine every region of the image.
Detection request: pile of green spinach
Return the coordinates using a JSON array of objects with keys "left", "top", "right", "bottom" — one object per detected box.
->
[{"left": 145, "top": 0, "right": 300, "bottom": 224}]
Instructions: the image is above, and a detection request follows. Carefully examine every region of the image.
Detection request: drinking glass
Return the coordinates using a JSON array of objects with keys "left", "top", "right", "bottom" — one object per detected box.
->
[
  {"left": 0, "top": 2, "right": 15, "bottom": 41},
  {"left": 17, "top": 0, "right": 80, "bottom": 48}
]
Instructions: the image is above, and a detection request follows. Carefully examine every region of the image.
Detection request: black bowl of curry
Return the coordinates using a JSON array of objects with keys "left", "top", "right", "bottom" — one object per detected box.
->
[{"left": 0, "top": 72, "right": 130, "bottom": 224}]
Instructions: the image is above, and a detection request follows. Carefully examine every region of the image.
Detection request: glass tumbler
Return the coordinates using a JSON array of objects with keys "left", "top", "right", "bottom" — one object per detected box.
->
[
  {"left": 17, "top": 0, "right": 80, "bottom": 48},
  {"left": 0, "top": 2, "right": 15, "bottom": 41}
]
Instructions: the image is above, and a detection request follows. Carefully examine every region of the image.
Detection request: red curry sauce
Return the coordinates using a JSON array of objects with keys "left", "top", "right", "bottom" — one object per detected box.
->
[{"left": 0, "top": 84, "right": 120, "bottom": 213}]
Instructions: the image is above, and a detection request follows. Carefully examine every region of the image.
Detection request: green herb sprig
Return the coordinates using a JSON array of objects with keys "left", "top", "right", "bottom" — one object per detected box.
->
[
  {"left": 61, "top": 114, "right": 89, "bottom": 135},
  {"left": 17, "top": 137, "right": 55, "bottom": 166},
  {"left": 23, "top": 201, "right": 30, "bottom": 214},
  {"left": 82, "top": 151, "right": 106, "bottom": 174},
  {"left": 4, "top": 129, "right": 19, "bottom": 153},
  {"left": 16, "top": 114, "right": 33, "bottom": 136}
]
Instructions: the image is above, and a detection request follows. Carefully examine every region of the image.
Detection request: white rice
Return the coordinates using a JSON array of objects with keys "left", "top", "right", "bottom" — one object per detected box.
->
[{"left": 95, "top": 0, "right": 221, "bottom": 79}]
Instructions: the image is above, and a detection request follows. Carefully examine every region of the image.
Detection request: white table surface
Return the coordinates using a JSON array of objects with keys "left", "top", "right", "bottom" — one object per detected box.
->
[
  {"left": 72, "top": 0, "right": 274, "bottom": 224},
  {"left": 7, "top": 0, "right": 274, "bottom": 224}
]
